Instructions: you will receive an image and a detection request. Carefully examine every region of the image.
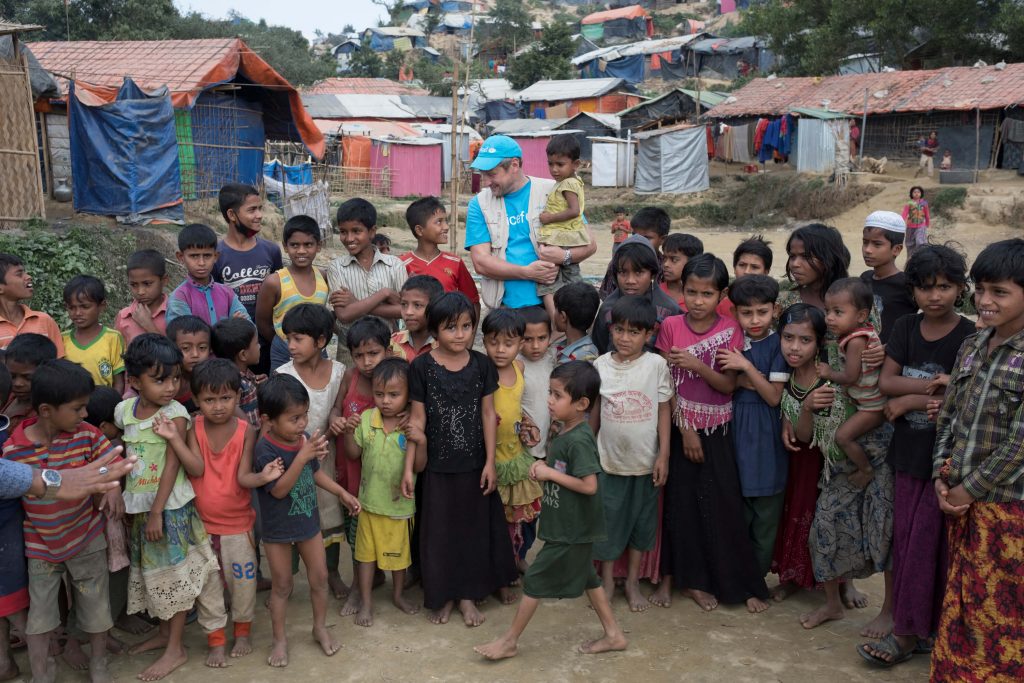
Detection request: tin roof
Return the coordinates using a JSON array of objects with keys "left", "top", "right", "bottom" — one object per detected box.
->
[
  {"left": 302, "top": 93, "right": 451, "bottom": 119},
  {"left": 305, "top": 78, "right": 427, "bottom": 96},
  {"left": 516, "top": 77, "right": 626, "bottom": 102}
]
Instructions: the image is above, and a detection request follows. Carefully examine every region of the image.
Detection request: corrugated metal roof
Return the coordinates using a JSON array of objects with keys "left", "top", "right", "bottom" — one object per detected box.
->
[
  {"left": 314, "top": 119, "right": 424, "bottom": 139},
  {"left": 790, "top": 107, "right": 850, "bottom": 120},
  {"left": 632, "top": 122, "right": 700, "bottom": 140},
  {"left": 706, "top": 63, "right": 1024, "bottom": 118},
  {"left": 305, "top": 78, "right": 427, "bottom": 95},
  {"left": 617, "top": 88, "right": 726, "bottom": 117},
  {"left": 507, "top": 129, "right": 582, "bottom": 139},
  {"left": 302, "top": 93, "right": 451, "bottom": 119},
  {"left": 459, "top": 78, "right": 518, "bottom": 101},
  {"left": 516, "top": 77, "right": 626, "bottom": 102},
  {"left": 560, "top": 112, "right": 621, "bottom": 130},
  {"left": 572, "top": 34, "right": 704, "bottom": 66},
  {"left": 488, "top": 118, "right": 568, "bottom": 134}
]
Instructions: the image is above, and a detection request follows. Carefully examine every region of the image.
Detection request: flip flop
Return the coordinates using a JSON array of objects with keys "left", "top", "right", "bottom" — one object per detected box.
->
[
  {"left": 858, "top": 634, "right": 914, "bottom": 668},
  {"left": 914, "top": 637, "right": 934, "bottom": 654}
]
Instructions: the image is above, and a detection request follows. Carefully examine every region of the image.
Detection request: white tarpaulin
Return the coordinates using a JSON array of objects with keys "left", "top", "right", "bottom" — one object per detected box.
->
[
  {"left": 634, "top": 126, "right": 709, "bottom": 194},
  {"left": 590, "top": 136, "right": 635, "bottom": 187}
]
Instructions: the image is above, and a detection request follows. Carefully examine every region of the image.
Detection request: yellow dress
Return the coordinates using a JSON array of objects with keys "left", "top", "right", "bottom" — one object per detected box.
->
[
  {"left": 537, "top": 176, "right": 590, "bottom": 247},
  {"left": 494, "top": 362, "right": 543, "bottom": 523}
]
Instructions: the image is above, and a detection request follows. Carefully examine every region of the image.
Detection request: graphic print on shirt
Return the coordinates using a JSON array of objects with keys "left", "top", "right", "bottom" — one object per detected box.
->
[
  {"left": 543, "top": 479, "right": 561, "bottom": 509},
  {"left": 902, "top": 362, "right": 945, "bottom": 429},
  {"left": 289, "top": 465, "right": 317, "bottom": 518},
  {"left": 435, "top": 404, "right": 470, "bottom": 459},
  {"left": 602, "top": 390, "right": 654, "bottom": 424}
]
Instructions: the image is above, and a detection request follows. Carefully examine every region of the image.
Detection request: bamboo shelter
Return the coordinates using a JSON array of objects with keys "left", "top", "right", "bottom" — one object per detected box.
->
[{"left": 0, "top": 21, "right": 45, "bottom": 226}]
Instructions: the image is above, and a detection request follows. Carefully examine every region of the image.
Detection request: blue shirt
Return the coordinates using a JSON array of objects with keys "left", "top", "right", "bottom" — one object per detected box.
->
[
  {"left": 464, "top": 181, "right": 540, "bottom": 309},
  {"left": 214, "top": 239, "right": 283, "bottom": 319}
]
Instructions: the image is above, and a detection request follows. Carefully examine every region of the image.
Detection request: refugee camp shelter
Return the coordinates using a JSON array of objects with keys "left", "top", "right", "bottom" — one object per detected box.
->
[
  {"left": 461, "top": 78, "right": 519, "bottom": 122},
  {"left": 633, "top": 124, "right": 710, "bottom": 194},
  {"left": 580, "top": 6, "right": 654, "bottom": 45},
  {"left": 369, "top": 136, "right": 442, "bottom": 197},
  {"left": 331, "top": 39, "right": 361, "bottom": 72},
  {"left": 589, "top": 136, "right": 636, "bottom": 187},
  {"left": 488, "top": 118, "right": 568, "bottom": 135},
  {"left": 30, "top": 38, "right": 324, "bottom": 219},
  {"left": 361, "top": 27, "right": 427, "bottom": 52},
  {"left": 506, "top": 131, "right": 581, "bottom": 179},
  {"left": 301, "top": 92, "right": 451, "bottom": 121},
  {"left": 573, "top": 34, "right": 706, "bottom": 85},
  {"left": 305, "top": 78, "right": 427, "bottom": 96},
  {"left": 686, "top": 36, "right": 775, "bottom": 79},
  {"left": 618, "top": 88, "right": 727, "bottom": 133},
  {"left": 556, "top": 112, "right": 620, "bottom": 159},
  {"left": 413, "top": 122, "right": 481, "bottom": 182},
  {"left": 516, "top": 77, "right": 639, "bottom": 117}
]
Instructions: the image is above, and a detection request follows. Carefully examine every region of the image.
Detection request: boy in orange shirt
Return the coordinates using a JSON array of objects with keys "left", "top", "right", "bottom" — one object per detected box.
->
[{"left": 0, "top": 254, "right": 64, "bottom": 355}]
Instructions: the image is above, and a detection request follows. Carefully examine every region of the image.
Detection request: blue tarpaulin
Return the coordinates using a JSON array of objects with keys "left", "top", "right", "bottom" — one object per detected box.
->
[
  {"left": 579, "top": 53, "right": 645, "bottom": 85},
  {"left": 263, "top": 159, "right": 313, "bottom": 185},
  {"left": 192, "top": 91, "right": 265, "bottom": 190},
  {"left": 69, "top": 79, "right": 183, "bottom": 217}
]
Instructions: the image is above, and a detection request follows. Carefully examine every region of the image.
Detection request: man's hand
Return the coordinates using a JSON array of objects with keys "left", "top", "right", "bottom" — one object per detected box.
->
[{"left": 523, "top": 260, "right": 558, "bottom": 285}]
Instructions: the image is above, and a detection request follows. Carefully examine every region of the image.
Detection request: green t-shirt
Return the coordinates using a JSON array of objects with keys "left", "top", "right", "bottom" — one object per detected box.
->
[
  {"left": 539, "top": 422, "right": 605, "bottom": 544},
  {"left": 354, "top": 409, "right": 414, "bottom": 518}
]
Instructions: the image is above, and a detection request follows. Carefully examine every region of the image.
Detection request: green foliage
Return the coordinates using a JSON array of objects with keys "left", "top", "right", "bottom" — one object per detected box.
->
[
  {"left": 928, "top": 187, "right": 968, "bottom": 219},
  {"left": 481, "top": 0, "right": 534, "bottom": 60},
  {"left": 414, "top": 54, "right": 455, "bottom": 96},
  {"left": 0, "top": 227, "right": 134, "bottom": 328},
  {"left": 506, "top": 21, "right": 575, "bottom": 90},
  {"left": 348, "top": 42, "right": 386, "bottom": 78}
]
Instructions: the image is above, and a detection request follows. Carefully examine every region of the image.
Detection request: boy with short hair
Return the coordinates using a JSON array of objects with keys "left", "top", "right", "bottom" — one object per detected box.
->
[
  {"left": 215, "top": 183, "right": 283, "bottom": 323},
  {"left": 211, "top": 318, "right": 263, "bottom": 428},
  {"left": 599, "top": 208, "right": 670, "bottom": 299},
  {"left": 115, "top": 249, "right": 170, "bottom": 344},
  {"left": 371, "top": 234, "right": 391, "bottom": 255},
  {"left": 390, "top": 275, "right": 443, "bottom": 362},
  {"left": 553, "top": 281, "right": 600, "bottom": 365},
  {"left": 4, "top": 359, "right": 122, "bottom": 683},
  {"left": 168, "top": 224, "right": 251, "bottom": 325},
  {"left": 166, "top": 316, "right": 213, "bottom": 415},
  {"left": 399, "top": 196, "right": 479, "bottom": 315},
  {"left": 3, "top": 334, "right": 58, "bottom": 432},
  {"left": 929, "top": 238, "right": 1024, "bottom": 680},
  {"left": 733, "top": 235, "right": 773, "bottom": 278},
  {"left": 859, "top": 211, "right": 918, "bottom": 344},
  {"left": 660, "top": 233, "right": 704, "bottom": 308},
  {"left": 610, "top": 207, "right": 631, "bottom": 251},
  {"left": 518, "top": 307, "right": 556, "bottom": 462},
  {"left": 0, "top": 254, "right": 64, "bottom": 355},
  {"left": 62, "top": 275, "right": 126, "bottom": 393}
]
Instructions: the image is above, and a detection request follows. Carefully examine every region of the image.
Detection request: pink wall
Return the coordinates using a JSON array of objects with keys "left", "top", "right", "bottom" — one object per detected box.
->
[
  {"left": 510, "top": 136, "right": 553, "bottom": 179},
  {"left": 370, "top": 140, "right": 442, "bottom": 198}
]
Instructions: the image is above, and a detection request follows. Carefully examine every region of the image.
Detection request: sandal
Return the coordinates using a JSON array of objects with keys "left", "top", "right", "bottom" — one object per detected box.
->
[
  {"left": 914, "top": 637, "right": 935, "bottom": 654},
  {"left": 857, "top": 633, "right": 914, "bottom": 668}
]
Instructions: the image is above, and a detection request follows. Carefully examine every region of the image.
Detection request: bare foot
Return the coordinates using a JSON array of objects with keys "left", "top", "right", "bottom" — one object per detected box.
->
[
  {"left": 89, "top": 656, "right": 113, "bottom": 683},
  {"left": 312, "top": 626, "right": 340, "bottom": 657},
  {"left": 683, "top": 589, "right": 718, "bottom": 611},
  {"left": 339, "top": 591, "right": 362, "bottom": 617},
  {"left": 624, "top": 582, "right": 651, "bottom": 613},
  {"left": 579, "top": 633, "right": 628, "bottom": 654},
  {"left": 458, "top": 599, "right": 486, "bottom": 627},
  {"left": 840, "top": 582, "right": 869, "bottom": 609},
  {"left": 648, "top": 582, "right": 672, "bottom": 608},
  {"left": 327, "top": 572, "right": 350, "bottom": 601},
  {"left": 428, "top": 602, "right": 453, "bottom": 625},
  {"left": 861, "top": 634, "right": 916, "bottom": 663},
  {"left": 137, "top": 647, "right": 187, "bottom": 681},
  {"left": 230, "top": 636, "right": 252, "bottom": 658},
  {"left": 497, "top": 586, "right": 518, "bottom": 605},
  {"left": 860, "top": 611, "right": 894, "bottom": 639},
  {"left": 115, "top": 614, "right": 155, "bottom": 635},
  {"left": 128, "top": 632, "right": 169, "bottom": 655},
  {"left": 105, "top": 633, "right": 126, "bottom": 655},
  {"left": 61, "top": 638, "right": 89, "bottom": 670},
  {"left": 267, "top": 639, "right": 288, "bottom": 667},
  {"left": 770, "top": 581, "right": 801, "bottom": 602},
  {"left": 392, "top": 594, "right": 420, "bottom": 615},
  {"left": 746, "top": 597, "right": 770, "bottom": 614},
  {"left": 0, "top": 659, "right": 18, "bottom": 683},
  {"left": 800, "top": 603, "right": 845, "bottom": 629},
  {"left": 354, "top": 602, "right": 373, "bottom": 627},
  {"left": 474, "top": 636, "right": 519, "bottom": 661},
  {"left": 205, "top": 645, "right": 227, "bottom": 669}
]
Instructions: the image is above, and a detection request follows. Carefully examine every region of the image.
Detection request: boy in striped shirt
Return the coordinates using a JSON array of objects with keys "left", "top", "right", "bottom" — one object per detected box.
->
[{"left": 3, "top": 359, "right": 123, "bottom": 683}]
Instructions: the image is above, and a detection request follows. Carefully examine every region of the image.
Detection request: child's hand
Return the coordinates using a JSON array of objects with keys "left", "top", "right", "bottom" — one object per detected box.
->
[
  {"left": 815, "top": 362, "right": 833, "bottom": 381},
  {"left": 681, "top": 429, "right": 703, "bottom": 463},
  {"left": 254, "top": 373, "right": 268, "bottom": 385},
  {"left": 926, "top": 374, "right": 950, "bottom": 394},
  {"left": 131, "top": 303, "right": 158, "bottom": 332},
  {"left": 926, "top": 398, "right": 942, "bottom": 422},
  {"left": 883, "top": 395, "right": 910, "bottom": 422},
  {"left": 339, "top": 490, "right": 361, "bottom": 516},
  {"left": 395, "top": 410, "right": 410, "bottom": 432},
  {"left": 715, "top": 348, "right": 751, "bottom": 373},
  {"left": 144, "top": 511, "right": 164, "bottom": 542},
  {"left": 539, "top": 211, "right": 553, "bottom": 224},
  {"left": 405, "top": 423, "right": 426, "bottom": 445},
  {"left": 344, "top": 414, "right": 362, "bottom": 434},
  {"left": 151, "top": 413, "right": 178, "bottom": 442},
  {"left": 329, "top": 287, "right": 355, "bottom": 308},
  {"left": 99, "top": 488, "right": 125, "bottom": 520},
  {"left": 935, "top": 479, "right": 972, "bottom": 517},
  {"left": 802, "top": 384, "right": 836, "bottom": 414},
  {"left": 328, "top": 415, "right": 348, "bottom": 437},
  {"left": 401, "top": 470, "right": 416, "bottom": 499},
  {"left": 480, "top": 463, "right": 497, "bottom": 495},
  {"left": 232, "top": 310, "right": 247, "bottom": 319},
  {"left": 652, "top": 456, "right": 669, "bottom": 487},
  {"left": 848, "top": 467, "right": 874, "bottom": 490},
  {"left": 781, "top": 419, "right": 801, "bottom": 452},
  {"left": 667, "top": 347, "right": 703, "bottom": 372},
  {"left": 529, "top": 460, "right": 552, "bottom": 482},
  {"left": 862, "top": 341, "right": 886, "bottom": 370},
  {"left": 260, "top": 458, "right": 285, "bottom": 484},
  {"left": 298, "top": 430, "right": 329, "bottom": 462},
  {"left": 518, "top": 414, "right": 540, "bottom": 448}
]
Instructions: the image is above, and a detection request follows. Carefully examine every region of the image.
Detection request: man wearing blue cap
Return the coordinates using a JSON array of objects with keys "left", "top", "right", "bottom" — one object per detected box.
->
[{"left": 465, "top": 135, "right": 596, "bottom": 310}]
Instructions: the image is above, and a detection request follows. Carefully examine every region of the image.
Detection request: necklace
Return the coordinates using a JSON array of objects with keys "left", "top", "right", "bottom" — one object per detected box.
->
[{"left": 789, "top": 371, "right": 818, "bottom": 401}]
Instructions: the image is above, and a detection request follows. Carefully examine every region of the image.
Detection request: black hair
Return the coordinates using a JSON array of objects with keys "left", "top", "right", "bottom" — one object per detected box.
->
[
  {"left": 546, "top": 134, "right": 580, "bottom": 161},
  {"left": 550, "top": 360, "right": 600, "bottom": 406},
  {"left": 62, "top": 274, "right": 106, "bottom": 305},
  {"left": 825, "top": 277, "right": 874, "bottom": 311},
  {"left": 682, "top": 253, "right": 729, "bottom": 291},
  {"left": 0, "top": 363, "right": 10, "bottom": 407},
  {"left": 663, "top": 233, "right": 704, "bottom": 258},
  {"left": 630, "top": 207, "right": 671, "bottom": 237},
  {"left": 166, "top": 315, "right": 212, "bottom": 344},
  {"left": 0, "top": 253, "right": 23, "bottom": 283},
  {"left": 728, "top": 274, "right": 780, "bottom": 307},
  {"left": 283, "top": 215, "right": 322, "bottom": 244},
  {"left": 337, "top": 197, "right": 377, "bottom": 230},
  {"left": 218, "top": 182, "right": 259, "bottom": 224},
  {"left": 124, "top": 333, "right": 183, "bottom": 380},
  {"left": 905, "top": 243, "right": 969, "bottom": 298},
  {"left": 778, "top": 303, "right": 828, "bottom": 351},
  {"left": 372, "top": 234, "right": 391, "bottom": 249},
  {"left": 613, "top": 206, "right": 626, "bottom": 214},
  {"left": 615, "top": 241, "right": 660, "bottom": 278},
  {"left": 610, "top": 295, "right": 657, "bottom": 331},
  {"left": 211, "top": 318, "right": 257, "bottom": 361},
  {"left": 401, "top": 275, "right": 444, "bottom": 303},
  {"left": 178, "top": 223, "right": 218, "bottom": 251},
  {"left": 191, "top": 358, "right": 242, "bottom": 396},
  {"left": 519, "top": 304, "right": 551, "bottom": 331},
  {"left": 970, "top": 238, "right": 1024, "bottom": 289},
  {"left": 425, "top": 291, "right": 477, "bottom": 336},
  {"left": 785, "top": 223, "right": 850, "bottom": 294},
  {"left": 372, "top": 356, "right": 409, "bottom": 387},
  {"left": 909, "top": 185, "right": 925, "bottom": 200},
  {"left": 406, "top": 196, "right": 446, "bottom": 236},
  {"left": 31, "top": 359, "right": 94, "bottom": 410},
  {"left": 482, "top": 308, "right": 526, "bottom": 338},
  {"left": 734, "top": 235, "right": 773, "bottom": 271},
  {"left": 553, "top": 281, "right": 600, "bottom": 332},
  {"left": 85, "top": 386, "right": 122, "bottom": 428},
  {"left": 126, "top": 249, "right": 166, "bottom": 277},
  {"left": 257, "top": 373, "right": 309, "bottom": 420},
  {"left": 5, "top": 333, "right": 57, "bottom": 368},
  {"left": 864, "top": 225, "right": 906, "bottom": 247},
  {"left": 282, "top": 303, "right": 335, "bottom": 346},
  {"left": 345, "top": 315, "right": 391, "bottom": 351}
]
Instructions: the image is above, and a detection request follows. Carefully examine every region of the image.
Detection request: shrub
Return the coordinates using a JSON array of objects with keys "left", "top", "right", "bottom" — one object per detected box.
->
[{"left": 928, "top": 187, "right": 968, "bottom": 219}]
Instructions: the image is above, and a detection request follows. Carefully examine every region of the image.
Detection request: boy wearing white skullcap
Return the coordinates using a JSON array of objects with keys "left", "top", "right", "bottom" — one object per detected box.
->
[{"left": 860, "top": 210, "right": 917, "bottom": 344}]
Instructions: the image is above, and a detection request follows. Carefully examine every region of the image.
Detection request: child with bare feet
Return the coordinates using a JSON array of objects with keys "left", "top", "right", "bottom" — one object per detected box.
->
[
  {"left": 481, "top": 309, "right": 543, "bottom": 603},
  {"left": 181, "top": 359, "right": 285, "bottom": 663},
  {"left": 116, "top": 335, "right": 225, "bottom": 681},
  {"left": 406, "top": 293, "right": 518, "bottom": 627},
  {"left": 255, "top": 374, "right": 361, "bottom": 667},
  {"left": 342, "top": 358, "right": 420, "bottom": 626},
  {"left": 591, "top": 297, "right": 672, "bottom": 613},
  {"left": 475, "top": 361, "right": 627, "bottom": 660}
]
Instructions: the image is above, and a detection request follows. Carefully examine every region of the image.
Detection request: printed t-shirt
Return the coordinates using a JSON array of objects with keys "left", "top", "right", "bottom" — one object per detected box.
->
[
  {"left": 255, "top": 434, "right": 321, "bottom": 543},
  {"left": 189, "top": 416, "right": 254, "bottom": 535},
  {"left": 214, "top": 238, "right": 283, "bottom": 319},
  {"left": 354, "top": 408, "right": 414, "bottom": 518},
  {"left": 116, "top": 399, "right": 194, "bottom": 514},
  {"left": 539, "top": 423, "right": 605, "bottom": 544},
  {"left": 464, "top": 181, "right": 539, "bottom": 309},
  {"left": 860, "top": 270, "right": 918, "bottom": 345},
  {"left": 399, "top": 251, "right": 480, "bottom": 303},
  {"left": 62, "top": 326, "right": 126, "bottom": 387}
]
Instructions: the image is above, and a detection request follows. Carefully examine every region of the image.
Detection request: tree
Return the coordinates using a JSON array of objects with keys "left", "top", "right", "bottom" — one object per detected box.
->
[
  {"left": 505, "top": 20, "right": 575, "bottom": 90},
  {"left": 348, "top": 43, "right": 385, "bottom": 78},
  {"left": 481, "top": 0, "right": 534, "bottom": 59}
]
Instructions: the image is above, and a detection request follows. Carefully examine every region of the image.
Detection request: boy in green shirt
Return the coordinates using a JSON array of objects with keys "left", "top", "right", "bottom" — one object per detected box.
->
[{"left": 475, "top": 361, "right": 627, "bottom": 660}]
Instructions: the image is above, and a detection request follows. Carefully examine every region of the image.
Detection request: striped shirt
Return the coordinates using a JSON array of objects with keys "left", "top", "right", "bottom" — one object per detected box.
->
[
  {"left": 325, "top": 248, "right": 407, "bottom": 339},
  {"left": 933, "top": 326, "right": 1024, "bottom": 502},
  {"left": 272, "top": 267, "right": 328, "bottom": 339},
  {"left": 3, "top": 419, "right": 117, "bottom": 562}
]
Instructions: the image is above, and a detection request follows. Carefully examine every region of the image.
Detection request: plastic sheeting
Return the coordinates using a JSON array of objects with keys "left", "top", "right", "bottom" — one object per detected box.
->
[
  {"left": 591, "top": 138, "right": 635, "bottom": 187},
  {"left": 634, "top": 126, "right": 709, "bottom": 194},
  {"left": 264, "top": 159, "right": 313, "bottom": 185},
  {"left": 579, "top": 53, "right": 645, "bottom": 84},
  {"left": 263, "top": 177, "right": 331, "bottom": 239},
  {"left": 69, "top": 79, "right": 183, "bottom": 218},
  {"left": 1, "top": 38, "right": 59, "bottom": 99}
]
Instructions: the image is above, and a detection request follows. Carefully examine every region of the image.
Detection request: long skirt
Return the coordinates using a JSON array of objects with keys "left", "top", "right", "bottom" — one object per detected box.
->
[
  {"left": 0, "top": 501, "right": 28, "bottom": 617},
  {"left": 770, "top": 440, "right": 822, "bottom": 589},
  {"left": 930, "top": 500, "right": 1024, "bottom": 683},
  {"left": 660, "top": 427, "right": 768, "bottom": 603},
  {"left": 419, "top": 469, "right": 518, "bottom": 610},
  {"left": 892, "top": 472, "right": 947, "bottom": 639}
]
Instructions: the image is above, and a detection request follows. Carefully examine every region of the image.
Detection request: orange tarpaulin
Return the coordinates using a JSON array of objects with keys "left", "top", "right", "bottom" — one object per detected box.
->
[
  {"left": 342, "top": 136, "right": 372, "bottom": 182},
  {"left": 581, "top": 5, "right": 648, "bottom": 25}
]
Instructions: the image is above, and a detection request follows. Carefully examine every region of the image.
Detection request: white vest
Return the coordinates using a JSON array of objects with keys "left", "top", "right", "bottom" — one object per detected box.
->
[{"left": 475, "top": 176, "right": 556, "bottom": 309}]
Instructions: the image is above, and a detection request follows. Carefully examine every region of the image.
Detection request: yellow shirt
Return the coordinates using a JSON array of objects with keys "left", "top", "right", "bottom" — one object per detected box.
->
[
  {"left": 62, "top": 326, "right": 125, "bottom": 387},
  {"left": 537, "top": 176, "right": 589, "bottom": 247}
]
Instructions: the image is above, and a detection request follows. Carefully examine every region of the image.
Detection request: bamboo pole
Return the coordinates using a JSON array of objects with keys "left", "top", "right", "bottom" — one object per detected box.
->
[
  {"left": 449, "top": 56, "right": 460, "bottom": 252},
  {"left": 974, "top": 107, "right": 981, "bottom": 183}
]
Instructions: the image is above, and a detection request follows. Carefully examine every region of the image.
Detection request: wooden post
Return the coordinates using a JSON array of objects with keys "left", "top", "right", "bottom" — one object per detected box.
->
[
  {"left": 449, "top": 57, "right": 459, "bottom": 252},
  {"left": 974, "top": 107, "right": 981, "bottom": 183},
  {"left": 859, "top": 88, "right": 868, "bottom": 167}
]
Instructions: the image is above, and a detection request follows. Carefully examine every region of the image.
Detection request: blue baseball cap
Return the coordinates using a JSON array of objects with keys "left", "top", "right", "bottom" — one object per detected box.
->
[{"left": 470, "top": 135, "right": 523, "bottom": 171}]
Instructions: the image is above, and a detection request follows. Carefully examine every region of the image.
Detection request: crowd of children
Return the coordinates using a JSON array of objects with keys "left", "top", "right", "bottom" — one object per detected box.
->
[{"left": 0, "top": 169, "right": 1021, "bottom": 683}]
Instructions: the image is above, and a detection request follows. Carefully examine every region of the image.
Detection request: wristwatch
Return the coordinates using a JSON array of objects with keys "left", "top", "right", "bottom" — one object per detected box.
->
[
  {"left": 40, "top": 469, "right": 62, "bottom": 500},
  {"left": 562, "top": 249, "right": 572, "bottom": 267}
]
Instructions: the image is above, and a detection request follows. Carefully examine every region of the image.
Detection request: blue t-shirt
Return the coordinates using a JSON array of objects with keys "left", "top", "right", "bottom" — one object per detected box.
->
[
  {"left": 464, "top": 181, "right": 540, "bottom": 309},
  {"left": 214, "top": 238, "right": 283, "bottom": 319}
]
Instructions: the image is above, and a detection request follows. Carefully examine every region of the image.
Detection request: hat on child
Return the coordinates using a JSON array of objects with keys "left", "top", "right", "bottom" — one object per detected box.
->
[
  {"left": 864, "top": 210, "right": 906, "bottom": 234},
  {"left": 470, "top": 135, "right": 523, "bottom": 171}
]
